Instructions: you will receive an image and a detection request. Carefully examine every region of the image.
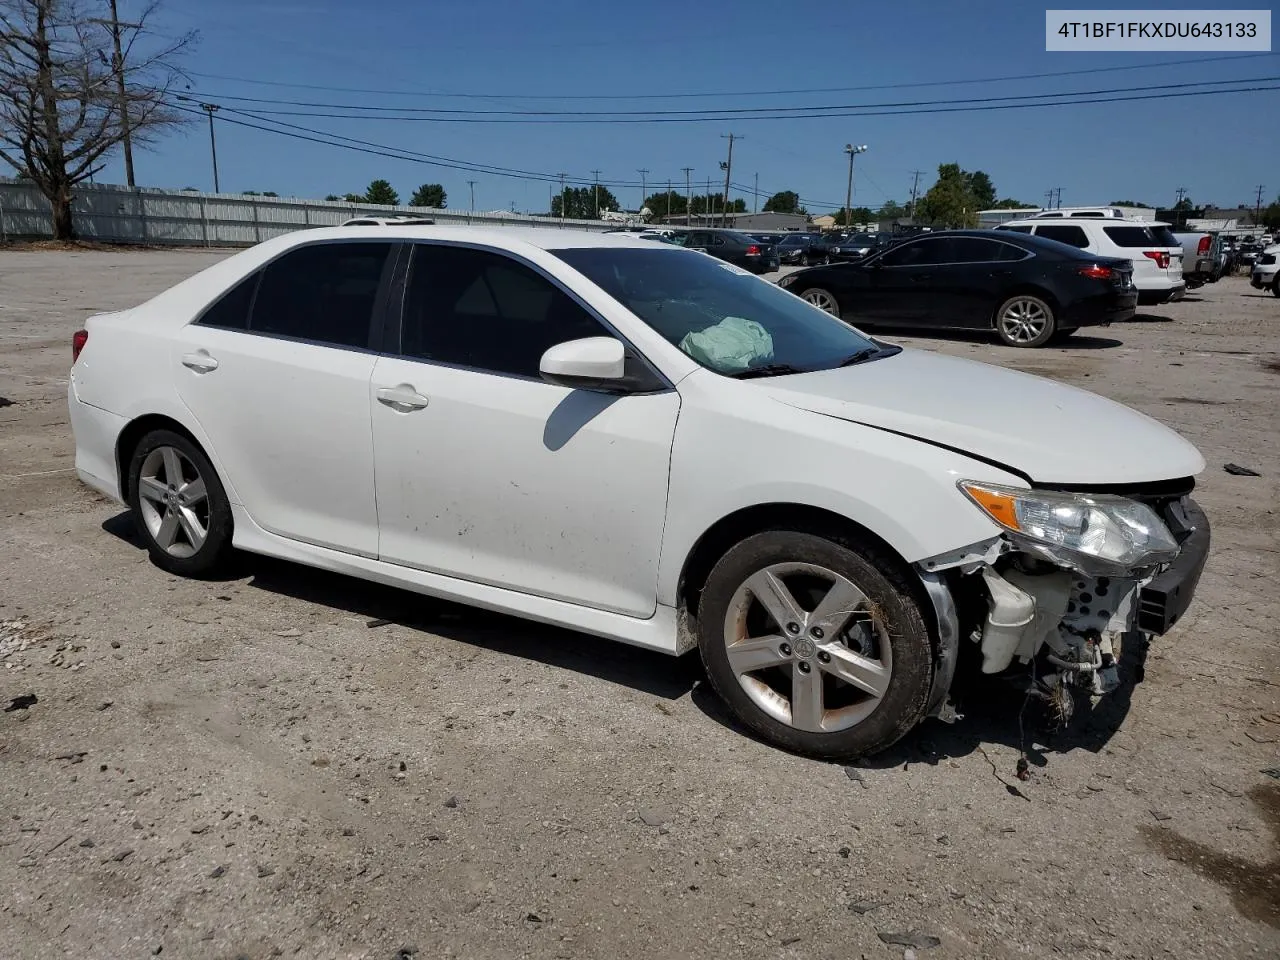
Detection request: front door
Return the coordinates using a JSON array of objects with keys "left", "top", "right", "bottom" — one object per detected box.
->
[
  {"left": 369, "top": 243, "right": 680, "bottom": 617},
  {"left": 171, "top": 240, "right": 395, "bottom": 557}
]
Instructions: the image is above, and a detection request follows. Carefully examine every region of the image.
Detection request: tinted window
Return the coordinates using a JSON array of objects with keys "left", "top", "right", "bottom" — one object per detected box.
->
[
  {"left": 553, "top": 247, "right": 881, "bottom": 377},
  {"left": 400, "top": 245, "right": 607, "bottom": 378},
  {"left": 948, "top": 238, "right": 1008, "bottom": 262},
  {"left": 1103, "top": 226, "right": 1156, "bottom": 247},
  {"left": 251, "top": 242, "right": 392, "bottom": 347},
  {"left": 1150, "top": 226, "right": 1179, "bottom": 246},
  {"left": 197, "top": 272, "right": 259, "bottom": 331},
  {"left": 878, "top": 237, "right": 953, "bottom": 266},
  {"left": 1034, "top": 224, "right": 1090, "bottom": 248},
  {"left": 996, "top": 241, "right": 1030, "bottom": 262},
  {"left": 1000, "top": 225, "right": 1034, "bottom": 234}
]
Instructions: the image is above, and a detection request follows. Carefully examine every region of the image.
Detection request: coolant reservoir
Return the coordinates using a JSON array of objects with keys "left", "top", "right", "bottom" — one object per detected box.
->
[{"left": 979, "top": 567, "right": 1076, "bottom": 673}]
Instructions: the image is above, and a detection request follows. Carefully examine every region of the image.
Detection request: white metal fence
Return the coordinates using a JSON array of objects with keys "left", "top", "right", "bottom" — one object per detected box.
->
[{"left": 0, "top": 178, "right": 618, "bottom": 246}]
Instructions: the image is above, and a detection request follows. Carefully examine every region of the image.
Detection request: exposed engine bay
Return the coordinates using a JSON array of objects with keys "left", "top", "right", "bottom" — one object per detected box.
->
[{"left": 916, "top": 483, "right": 1209, "bottom": 730}]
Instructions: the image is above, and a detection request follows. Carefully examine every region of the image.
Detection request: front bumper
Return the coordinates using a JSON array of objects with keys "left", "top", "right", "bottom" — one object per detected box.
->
[
  {"left": 1137, "top": 497, "right": 1210, "bottom": 634},
  {"left": 1251, "top": 269, "right": 1277, "bottom": 288}
]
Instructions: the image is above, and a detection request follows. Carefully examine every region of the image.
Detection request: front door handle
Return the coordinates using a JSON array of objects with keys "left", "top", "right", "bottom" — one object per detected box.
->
[
  {"left": 181, "top": 351, "right": 219, "bottom": 373},
  {"left": 376, "top": 384, "right": 430, "bottom": 412}
]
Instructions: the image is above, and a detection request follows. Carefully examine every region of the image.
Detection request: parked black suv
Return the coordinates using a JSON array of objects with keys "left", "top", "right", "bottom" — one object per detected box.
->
[{"left": 775, "top": 233, "right": 832, "bottom": 266}]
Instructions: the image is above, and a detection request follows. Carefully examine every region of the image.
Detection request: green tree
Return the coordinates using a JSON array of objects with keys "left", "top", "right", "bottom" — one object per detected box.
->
[
  {"left": 363, "top": 179, "right": 399, "bottom": 205},
  {"left": 242, "top": 190, "right": 260, "bottom": 196},
  {"left": 878, "top": 200, "right": 905, "bottom": 219},
  {"left": 262, "top": 191, "right": 278, "bottom": 197},
  {"left": 324, "top": 194, "right": 341, "bottom": 201},
  {"left": 410, "top": 183, "right": 447, "bottom": 208},
  {"left": 831, "top": 207, "right": 875, "bottom": 227},
  {"left": 1261, "top": 199, "right": 1280, "bottom": 230},
  {"left": 965, "top": 171, "right": 996, "bottom": 210},
  {"left": 644, "top": 190, "right": 686, "bottom": 218},
  {"left": 343, "top": 193, "right": 365, "bottom": 203},
  {"left": 762, "top": 190, "right": 803, "bottom": 214},
  {"left": 1109, "top": 199, "right": 1149, "bottom": 207},
  {"left": 992, "top": 197, "right": 1033, "bottom": 209},
  {"left": 917, "top": 163, "right": 979, "bottom": 228},
  {"left": 551, "top": 185, "right": 621, "bottom": 219}
]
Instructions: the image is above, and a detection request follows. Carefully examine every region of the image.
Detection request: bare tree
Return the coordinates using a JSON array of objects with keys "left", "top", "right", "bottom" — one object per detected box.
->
[{"left": 0, "top": 0, "right": 195, "bottom": 239}]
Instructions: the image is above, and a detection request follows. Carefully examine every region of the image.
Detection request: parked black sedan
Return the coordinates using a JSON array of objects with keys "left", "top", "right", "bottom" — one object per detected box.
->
[
  {"left": 672, "top": 228, "right": 780, "bottom": 273},
  {"left": 775, "top": 233, "right": 831, "bottom": 266},
  {"left": 826, "top": 232, "right": 893, "bottom": 262},
  {"left": 777, "top": 230, "right": 1137, "bottom": 347}
]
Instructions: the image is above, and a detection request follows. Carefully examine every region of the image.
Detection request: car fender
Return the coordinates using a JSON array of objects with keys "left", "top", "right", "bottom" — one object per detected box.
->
[{"left": 655, "top": 373, "right": 1019, "bottom": 607}]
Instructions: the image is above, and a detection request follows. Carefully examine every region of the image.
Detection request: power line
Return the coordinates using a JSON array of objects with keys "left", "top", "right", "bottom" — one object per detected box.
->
[
  {"left": 184, "top": 53, "right": 1275, "bottom": 102},
  {"left": 183, "top": 75, "right": 1276, "bottom": 120}
]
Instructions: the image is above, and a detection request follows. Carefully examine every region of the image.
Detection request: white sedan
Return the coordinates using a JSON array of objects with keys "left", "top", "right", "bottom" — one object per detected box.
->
[{"left": 68, "top": 226, "right": 1210, "bottom": 758}]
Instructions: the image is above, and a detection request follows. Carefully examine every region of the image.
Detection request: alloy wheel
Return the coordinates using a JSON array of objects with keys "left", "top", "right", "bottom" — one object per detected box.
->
[
  {"left": 998, "top": 298, "right": 1050, "bottom": 344},
  {"left": 801, "top": 289, "right": 839, "bottom": 315},
  {"left": 721, "top": 562, "right": 892, "bottom": 733},
  {"left": 136, "top": 445, "right": 210, "bottom": 558}
]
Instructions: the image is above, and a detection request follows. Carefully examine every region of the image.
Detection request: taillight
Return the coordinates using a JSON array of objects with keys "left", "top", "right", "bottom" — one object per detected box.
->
[
  {"left": 745, "top": 244, "right": 761, "bottom": 255},
  {"left": 1142, "top": 251, "right": 1170, "bottom": 269},
  {"left": 72, "top": 329, "right": 88, "bottom": 362},
  {"left": 1078, "top": 264, "right": 1113, "bottom": 280},
  {"left": 1197, "top": 236, "right": 1211, "bottom": 255}
]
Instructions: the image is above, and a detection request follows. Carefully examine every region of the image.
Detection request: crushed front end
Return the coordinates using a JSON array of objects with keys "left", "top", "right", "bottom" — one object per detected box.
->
[{"left": 918, "top": 478, "right": 1210, "bottom": 726}]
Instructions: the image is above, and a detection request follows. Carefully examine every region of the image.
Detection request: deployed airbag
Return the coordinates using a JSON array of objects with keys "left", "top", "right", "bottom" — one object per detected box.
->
[{"left": 678, "top": 316, "right": 774, "bottom": 372}]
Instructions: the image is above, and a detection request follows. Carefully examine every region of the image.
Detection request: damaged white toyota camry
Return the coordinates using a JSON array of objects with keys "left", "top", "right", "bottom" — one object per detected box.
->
[{"left": 68, "top": 227, "right": 1210, "bottom": 759}]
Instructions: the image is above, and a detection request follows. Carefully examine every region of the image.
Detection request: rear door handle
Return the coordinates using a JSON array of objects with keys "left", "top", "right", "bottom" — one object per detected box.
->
[
  {"left": 181, "top": 351, "right": 219, "bottom": 373},
  {"left": 376, "top": 384, "right": 430, "bottom": 412}
]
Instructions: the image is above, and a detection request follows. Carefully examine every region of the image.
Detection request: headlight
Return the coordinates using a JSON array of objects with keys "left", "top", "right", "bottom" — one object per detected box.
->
[
  {"left": 959, "top": 481, "right": 1180, "bottom": 573},
  {"left": 778, "top": 274, "right": 799, "bottom": 288}
]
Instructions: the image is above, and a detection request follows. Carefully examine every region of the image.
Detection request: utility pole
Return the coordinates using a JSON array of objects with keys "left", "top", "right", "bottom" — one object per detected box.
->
[
  {"left": 1053, "top": 187, "right": 1064, "bottom": 209},
  {"left": 90, "top": 1, "right": 141, "bottom": 187},
  {"left": 753, "top": 172, "right": 758, "bottom": 214},
  {"left": 200, "top": 103, "right": 220, "bottom": 193},
  {"left": 1255, "top": 184, "right": 1265, "bottom": 229},
  {"left": 557, "top": 173, "right": 567, "bottom": 227},
  {"left": 636, "top": 168, "right": 649, "bottom": 216},
  {"left": 666, "top": 179, "right": 672, "bottom": 219},
  {"left": 706, "top": 177, "right": 711, "bottom": 226},
  {"left": 681, "top": 167, "right": 693, "bottom": 225},
  {"left": 590, "top": 169, "right": 601, "bottom": 219},
  {"left": 844, "top": 143, "right": 868, "bottom": 228},
  {"left": 1044, "top": 189, "right": 1054, "bottom": 211},
  {"left": 466, "top": 180, "right": 476, "bottom": 224},
  {"left": 719, "top": 133, "right": 738, "bottom": 228},
  {"left": 907, "top": 170, "right": 924, "bottom": 221},
  {"left": 1174, "top": 186, "right": 1187, "bottom": 207}
]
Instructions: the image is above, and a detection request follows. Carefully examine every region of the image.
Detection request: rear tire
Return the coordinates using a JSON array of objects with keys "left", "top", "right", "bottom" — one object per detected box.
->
[
  {"left": 800, "top": 253, "right": 811, "bottom": 267},
  {"left": 1272, "top": 278, "right": 1280, "bottom": 297},
  {"left": 994, "top": 294, "right": 1057, "bottom": 348},
  {"left": 127, "top": 429, "right": 234, "bottom": 577},
  {"left": 697, "top": 531, "right": 934, "bottom": 760}
]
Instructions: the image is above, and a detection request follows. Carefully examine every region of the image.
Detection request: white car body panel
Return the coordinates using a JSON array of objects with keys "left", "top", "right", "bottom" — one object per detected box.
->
[
  {"left": 67, "top": 225, "right": 1207, "bottom": 659},
  {"left": 369, "top": 355, "right": 680, "bottom": 617},
  {"left": 1000, "top": 217, "right": 1185, "bottom": 297}
]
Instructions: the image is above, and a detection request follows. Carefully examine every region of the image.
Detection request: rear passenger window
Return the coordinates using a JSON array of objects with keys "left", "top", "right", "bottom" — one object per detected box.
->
[
  {"left": 250, "top": 242, "right": 393, "bottom": 347},
  {"left": 1103, "top": 226, "right": 1155, "bottom": 247},
  {"left": 1034, "top": 225, "right": 1089, "bottom": 248},
  {"left": 197, "top": 273, "right": 259, "bottom": 331},
  {"left": 400, "top": 245, "right": 608, "bottom": 378},
  {"left": 948, "top": 238, "right": 1006, "bottom": 262}
]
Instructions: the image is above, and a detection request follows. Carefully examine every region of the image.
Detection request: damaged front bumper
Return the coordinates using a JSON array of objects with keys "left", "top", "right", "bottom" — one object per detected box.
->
[{"left": 917, "top": 495, "right": 1210, "bottom": 722}]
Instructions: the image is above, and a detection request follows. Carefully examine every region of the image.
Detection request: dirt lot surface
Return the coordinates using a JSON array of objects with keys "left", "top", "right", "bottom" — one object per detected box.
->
[{"left": 2, "top": 248, "right": 1278, "bottom": 960}]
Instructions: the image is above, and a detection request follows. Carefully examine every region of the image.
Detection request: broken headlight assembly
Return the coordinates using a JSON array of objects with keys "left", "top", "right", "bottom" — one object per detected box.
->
[{"left": 958, "top": 481, "right": 1180, "bottom": 576}]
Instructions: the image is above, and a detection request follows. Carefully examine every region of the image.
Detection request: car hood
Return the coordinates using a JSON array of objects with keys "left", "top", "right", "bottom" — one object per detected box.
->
[{"left": 758, "top": 349, "right": 1205, "bottom": 485}]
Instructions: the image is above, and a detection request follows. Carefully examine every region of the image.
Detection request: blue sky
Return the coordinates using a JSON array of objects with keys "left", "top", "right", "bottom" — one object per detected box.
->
[{"left": 98, "top": 0, "right": 1278, "bottom": 213}]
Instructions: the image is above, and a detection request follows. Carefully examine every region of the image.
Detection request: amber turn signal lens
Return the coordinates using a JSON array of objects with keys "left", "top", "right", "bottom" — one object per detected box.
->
[{"left": 960, "top": 483, "right": 1022, "bottom": 532}]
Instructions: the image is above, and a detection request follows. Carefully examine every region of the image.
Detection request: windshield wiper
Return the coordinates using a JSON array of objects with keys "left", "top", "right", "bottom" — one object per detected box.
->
[
  {"left": 731, "top": 363, "right": 808, "bottom": 379},
  {"left": 837, "top": 344, "right": 900, "bottom": 367}
]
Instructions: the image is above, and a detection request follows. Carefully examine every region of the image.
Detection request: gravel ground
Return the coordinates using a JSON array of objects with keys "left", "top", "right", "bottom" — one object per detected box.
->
[{"left": 1, "top": 247, "right": 1278, "bottom": 960}]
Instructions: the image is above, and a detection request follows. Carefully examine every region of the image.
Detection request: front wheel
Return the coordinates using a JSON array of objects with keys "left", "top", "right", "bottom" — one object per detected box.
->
[
  {"left": 127, "top": 429, "right": 234, "bottom": 577},
  {"left": 799, "top": 253, "right": 811, "bottom": 267},
  {"left": 697, "top": 531, "right": 934, "bottom": 760},
  {"left": 995, "top": 294, "right": 1056, "bottom": 348},
  {"left": 800, "top": 287, "right": 841, "bottom": 316}
]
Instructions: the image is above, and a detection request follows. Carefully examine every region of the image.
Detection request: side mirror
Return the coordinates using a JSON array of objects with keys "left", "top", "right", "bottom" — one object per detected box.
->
[{"left": 539, "top": 337, "right": 628, "bottom": 392}]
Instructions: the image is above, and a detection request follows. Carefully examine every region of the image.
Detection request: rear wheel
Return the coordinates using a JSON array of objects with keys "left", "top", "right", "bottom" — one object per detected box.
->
[
  {"left": 127, "top": 429, "right": 233, "bottom": 577},
  {"left": 995, "top": 294, "right": 1056, "bottom": 348},
  {"left": 800, "top": 287, "right": 841, "bottom": 317},
  {"left": 799, "top": 253, "right": 811, "bottom": 267},
  {"left": 1272, "top": 278, "right": 1280, "bottom": 297}
]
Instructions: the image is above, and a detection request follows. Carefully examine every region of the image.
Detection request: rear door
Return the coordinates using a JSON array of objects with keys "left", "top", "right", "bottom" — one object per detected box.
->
[
  {"left": 171, "top": 240, "right": 395, "bottom": 557},
  {"left": 865, "top": 236, "right": 956, "bottom": 324},
  {"left": 929, "top": 236, "right": 1020, "bottom": 327}
]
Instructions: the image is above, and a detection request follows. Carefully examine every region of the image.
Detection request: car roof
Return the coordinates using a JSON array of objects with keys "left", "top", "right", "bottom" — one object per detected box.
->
[
  {"left": 276, "top": 225, "right": 658, "bottom": 252},
  {"left": 1000, "top": 215, "right": 1153, "bottom": 227}
]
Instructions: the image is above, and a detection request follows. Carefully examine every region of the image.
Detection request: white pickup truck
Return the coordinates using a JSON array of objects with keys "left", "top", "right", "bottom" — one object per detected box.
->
[{"left": 1168, "top": 229, "right": 1223, "bottom": 289}]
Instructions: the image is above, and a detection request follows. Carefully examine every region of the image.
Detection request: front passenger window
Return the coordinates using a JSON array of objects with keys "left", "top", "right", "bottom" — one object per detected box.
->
[{"left": 400, "top": 245, "right": 609, "bottom": 379}]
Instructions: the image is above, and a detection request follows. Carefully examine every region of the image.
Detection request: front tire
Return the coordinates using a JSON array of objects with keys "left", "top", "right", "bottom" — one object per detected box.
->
[
  {"left": 800, "top": 287, "right": 841, "bottom": 316},
  {"left": 799, "top": 253, "right": 811, "bottom": 267},
  {"left": 127, "top": 429, "right": 234, "bottom": 577},
  {"left": 995, "top": 294, "right": 1056, "bottom": 348},
  {"left": 697, "top": 531, "right": 934, "bottom": 760}
]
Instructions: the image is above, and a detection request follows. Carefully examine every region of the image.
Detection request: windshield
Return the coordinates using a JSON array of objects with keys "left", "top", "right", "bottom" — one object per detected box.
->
[{"left": 553, "top": 247, "right": 883, "bottom": 376}]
